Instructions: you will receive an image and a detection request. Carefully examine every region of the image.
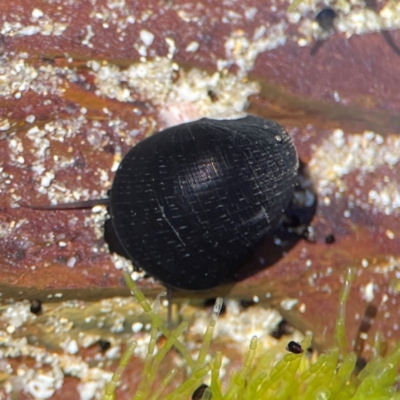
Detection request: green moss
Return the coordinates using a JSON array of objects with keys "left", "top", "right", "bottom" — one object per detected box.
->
[{"left": 103, "top": 268, "right": 400, "bottom": 399}]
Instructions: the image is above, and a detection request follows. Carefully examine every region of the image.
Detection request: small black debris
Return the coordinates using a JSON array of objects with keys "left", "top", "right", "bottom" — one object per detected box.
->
[
  {"left": 325, "top": 233, "right": 335, "bottom": 244},
  {"left": 316, "top": 7, "right": 337, "bottom": 31},
  {"left": 98, "top": 339, "right": 111, "bottom": 352},
  {"left": 30, "top": 299, "right": 42, "bottom": 314},
  {"left": 192, "top": 383, "right": 211, "bottom": 400},
  {"left": 270, "top": 319, "right": 294, "bottom": 339},
  {"left": 240, "top": 299, "right": 256, "bottom": 309},
  {"left": 287, "top": 341, "right": 303, "bottom": 354}
]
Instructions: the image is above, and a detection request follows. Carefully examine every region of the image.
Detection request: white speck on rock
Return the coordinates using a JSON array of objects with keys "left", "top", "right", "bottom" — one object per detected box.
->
[
  {"left": 31, "top": 8, "right": 44, "bottom": 19},
  {"left": 165, "top": 37, "right": 176, "bottom": 59},
  {"left": 245, "top": 7, "right": 257, "bottom": 19},
  {"left": 140, "top": 30, "right": 154, "bottom": 46},
  {"left": 25, "top": 115, "right": 36, "bottom": 123},
  {"left": 67, "top": 340, "right": 79, "bottom": 354},
  {"left": 0, "top": 119, "right": 11, "bottom": 131},
  {"left": 280, "top": 298, "right": 299, "bottom": 310},
  {"left": 132, "top": 322, "right": 143, "bottom": 333},
  {"left": 41, "top": 171, "right": 55, "bottom": 188},
  {"left": 362, "top": 282, "right": 375, "bottom": 302},
  {"left": 18, "top": 26, "right": 41, "bottom": 36},
  {"left": 25, "top": 368, "right": 63, "bottom": 399},
  {"left": 82, "top": 25, "right": 95, "bottom": 48},
  {"left": 185, "top": 41, "right": 200, "bottom": 52},
  {"left": 309, "top": 129, "right": 400, "bottom": 214}
]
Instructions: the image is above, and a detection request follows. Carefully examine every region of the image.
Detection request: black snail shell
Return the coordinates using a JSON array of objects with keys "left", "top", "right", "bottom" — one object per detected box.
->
[{"left": 110, "top": 115, "right": 298, "bottom": 291}]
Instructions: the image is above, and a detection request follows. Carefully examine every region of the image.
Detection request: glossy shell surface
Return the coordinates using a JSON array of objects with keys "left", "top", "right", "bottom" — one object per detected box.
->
[{"left": 110, "top": 115, "right": 298, "bottom": 290}]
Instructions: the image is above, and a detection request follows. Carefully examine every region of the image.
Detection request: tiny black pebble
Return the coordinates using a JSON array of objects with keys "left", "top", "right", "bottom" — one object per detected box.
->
[
  {"left": 13, "top": 249, "right": 25, "bottom": 261},
  {"left": 287, "top": 341, "right": 303, "bottom": 354},
  {"left": 315, "top": 7, "right": 337, "bottom": 30},
  {"left": 325, "top": 233, "right": 335, "bottom": 244},
  {"left": 270, "top": 319, "right": 294, "bottom": 339},
  {"left": 355, "top": 356, "right": 367, "bottom": 373},
  {"left": 192, "top": 383, "right": 211, "bottom": 400},
  {"left": 73, "top": 156, "right": 86, "bottom": 169},
  {"left": 207, "top": 90, "right": 218, "bottom": 102},
  {"left": 171, "top": 68, "right": 180, "bottom": 83},
  {"left": 55, "top": 255, "right": 69, "bottom": 264},
  {"left": 30, "top": 299, "right": 42, "bottom": 314},
  {"left": 240, "top": 299, "right": 256, "bottom": 309},
  {"left": 103, "top": 144, "right": 116, "bottom": 154},
  {"left": 98, "top": 339, "right": 111, "bottom": 352}
]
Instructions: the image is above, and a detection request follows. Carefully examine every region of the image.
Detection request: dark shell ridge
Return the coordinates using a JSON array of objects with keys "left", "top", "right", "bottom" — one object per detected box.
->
[{"left": 110, "top": 115, "right": 298, "bottom": 290}]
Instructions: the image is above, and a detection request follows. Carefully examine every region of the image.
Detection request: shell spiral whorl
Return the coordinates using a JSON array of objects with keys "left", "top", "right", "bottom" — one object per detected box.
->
[{"left": 110, "top": 115, "right": 298, "bottom": 290}]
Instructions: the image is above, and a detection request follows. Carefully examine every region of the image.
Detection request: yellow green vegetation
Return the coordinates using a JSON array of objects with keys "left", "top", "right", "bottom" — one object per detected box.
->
[{"left": 102, "top": 268, "right": 400, "bottom": 399}]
